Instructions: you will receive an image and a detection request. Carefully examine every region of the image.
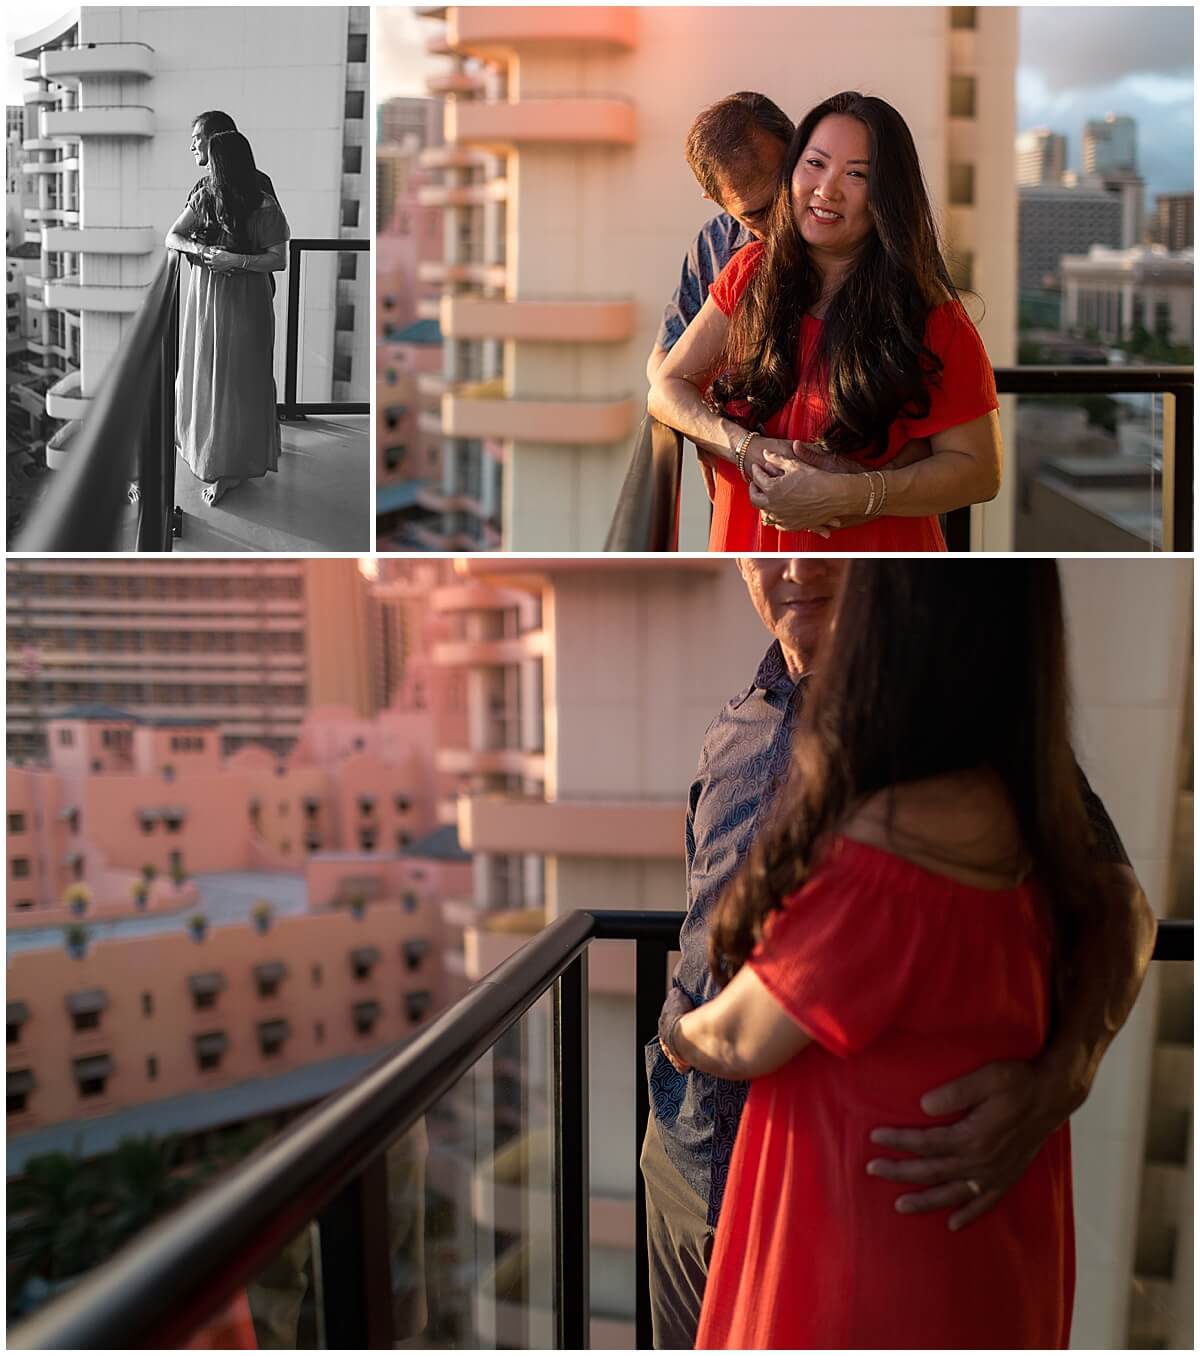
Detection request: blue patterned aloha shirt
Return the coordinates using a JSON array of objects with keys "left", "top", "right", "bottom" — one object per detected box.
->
[
  {"left": 655, "top": 212, "right": 753, "bottom": 355},
  {"left": 646, "top": 640, "right": 1130, "bottom": 1229}
]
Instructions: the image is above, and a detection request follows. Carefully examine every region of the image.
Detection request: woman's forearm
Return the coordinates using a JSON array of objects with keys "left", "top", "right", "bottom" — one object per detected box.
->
[
  {"left": 820, "top": 449, "right": 1000, "bottom": 521},
  {"left": 673, "top": 1004, "right": 754, "bottom": 1081},
  {"left": 165, "top": 233, "right": 202, "bottom": 257},
  {"left": 647, "top": 376, "right": 748, "bottom": 464},
  {"left": 235, "top": 250, "right": 285, "bottom": 274}
]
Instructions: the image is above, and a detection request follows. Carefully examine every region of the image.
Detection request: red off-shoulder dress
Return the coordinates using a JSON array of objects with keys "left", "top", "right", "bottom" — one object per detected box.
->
[
  {"left": 695, "top": 837, "right": 1074, "bottom": 1350},
  {"left": 707, "top": 243, "right": 999, "bottom": 552}
]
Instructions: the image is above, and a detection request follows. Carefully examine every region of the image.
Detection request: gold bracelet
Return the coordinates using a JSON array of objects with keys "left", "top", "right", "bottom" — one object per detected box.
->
[
  {"left": 863, "top": 472, "right": 877, "bottom": 518},
  {"left": 871, "top": 471, "right": 889, "bottom": 518},
  {"left": 734, "top": 430, "right": 758, "bottom": 481}
]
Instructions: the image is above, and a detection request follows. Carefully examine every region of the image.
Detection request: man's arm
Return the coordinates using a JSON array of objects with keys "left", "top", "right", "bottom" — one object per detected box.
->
[{"left": 867, "top": 798, "right": 1155, "bottom": 1231}]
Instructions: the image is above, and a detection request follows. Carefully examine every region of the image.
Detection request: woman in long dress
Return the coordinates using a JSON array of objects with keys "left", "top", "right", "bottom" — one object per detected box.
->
[{"left": 165, "top": 129, "right": 289, "bottom": 506}]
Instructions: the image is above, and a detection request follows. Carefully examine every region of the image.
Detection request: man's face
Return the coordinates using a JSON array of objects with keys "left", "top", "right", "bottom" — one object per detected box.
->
[
  {"left": 191, "top": 125, "right": 209, "bottom": 168},
  {"left": 739, "top": 558, "right": 845, "bottom": 669},
  {"left": 712, "top": 130, "right": 789, "bottom": 240}
]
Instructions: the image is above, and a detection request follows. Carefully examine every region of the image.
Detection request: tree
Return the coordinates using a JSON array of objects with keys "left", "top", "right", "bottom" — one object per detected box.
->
[
  {"left": 8, "top": 1152, "right": 106, "bottom": 1293},
  {"left": 99, "top": 1136, "right": 192, "bottom": 1248}
]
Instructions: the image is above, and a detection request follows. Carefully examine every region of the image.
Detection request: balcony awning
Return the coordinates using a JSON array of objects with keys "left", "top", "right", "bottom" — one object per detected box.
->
[
  {"left": 257, "top": 1019, "right": 291, "bottom": 1043},
  {"left": 159, "top": 806, "right": 186, "bottom": 820},
  {"left": 137, "top": 809, "right": 160, "bottom": 824},
  {"left": 8, "top": 1000, "right": 30, "bottom": 1025},
  {"left": 193, "top": 1032, "right": 229, "bottom": 1057},
  {"left": 73, "top": 1054, "right": 113, "bottom": 1080},
  {"left": 350, "top": 946, "right": 380, "bottom": 968},
  {"left": 403, "top": 939, "right": 430, "bottom": 964},
  {"left": 357, "top": 795, "right": 376, "bottom": 812},
  {"left": 352, "top": 1000, "right": 381, "bottom": 1023},
  {"left": 8, "top": 1069, "right": 36, "bottom": 1094},
  {"left": 253, "top": 962, "right": 288, "bottom": 985},
  {"left": 65, "top": 988, "right": 108, "bottom": 1015},
  {"left": 188, "top": 972, "right": 226, "bottom": 997},
  {"left": 405, "top": 991, "right": 433, "bottom": 1021}
]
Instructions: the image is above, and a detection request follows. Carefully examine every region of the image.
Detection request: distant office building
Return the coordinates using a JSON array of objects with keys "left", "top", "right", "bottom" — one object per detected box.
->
[
  {"left": 1151, "top": 193, "right": 1194, "bottom": 252},
  {"left": 5, "top": 560, "right": 374, "bottom": 762},
  {"left": 11, "top": 7, "right": 370, "bottom": 471},
  {"left": 1098, "top": 172, "right": 1147, "bottom": 250},
  {"left": 1083, "top": 113, "right": 1137, "bottom": 176},
  {"left": 1018, "top": 181, "right": 1123, "bottom": 290},
  {"left": 416, "top": 5, "right": 1019, "bottom": 549},
  {"left": 378, "top": 95, "right": 438, "bottom": 149},
  {"left": 1015, "top": 127, "right": 1066, "bottom": 185},
  {"left": 1061, "top": 244, "right": 1194, "bottom": 346}
]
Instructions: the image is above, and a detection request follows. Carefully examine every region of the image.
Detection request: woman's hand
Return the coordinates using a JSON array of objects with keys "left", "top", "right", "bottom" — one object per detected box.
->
[
  {"left": 740, "top": 436, "right": 797, "bottom": 483},
  {"left": 201, "top": 246, "right": 244, "bottom": 273},
  {"left": 658, "top": 986, "right": 696, "bottom": 1075},
  {"left": 750, "top": 452, "right": 858, "bottom": 535}
]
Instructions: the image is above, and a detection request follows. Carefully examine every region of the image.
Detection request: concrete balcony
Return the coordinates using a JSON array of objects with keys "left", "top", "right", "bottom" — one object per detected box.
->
[
  {"left": 416, "top": 296, "right": 441, "bottom": 321},
  {"left": 416, "top": 178, "right": 508, "bottom": 209},
  {"left": 24, "top": 87, "right": 57, "bottom": 105},
  {"left": 24, "top": 207, "right": 64, "bottom": 223},
  {"left": 440, "top": 295, "right": 635, "bottom": 343},
  {"left": 22, "top": 137, "right": 58, "bottom": 151},
  {"left": 418, "top": 144, "right": 487, "bottom": 171},
  {"left": 435, "top": 747, "right": 546, "bottom": 779},
  {"left": 43, "top": 225, "right": 157, "bottom": 255},
  {"left": 45, "top": 419, "right": 83, "bottom": 472},
  {"left": 41, "top": 44, "right": 155, "bottom": 85},
  {"left": 417, "top": 408, "right": 443, "bottom": 437},
  {"left": 431, "top": 628, "right": 546, "bottom": 666},
  {"left": 21, "top": 160, "right": 62, "bottom": 175},
  {"left": 446, "top": 6, "right": 638, "bottom": 55},
  {"left": 446, "top": 98, "right": 636, "bottom": 151},
  {"left": 426, "top": 70, "right": 485, "bottom": 97},
  {"left": 430, "top": 582, "right": 527, "bottom": 613},
  {"left": 44, "top": 107, "right": 153, "bottom": 139},
  {"left": 416, "top": 370, "right": 449, "bottom": 399},
  {"left": 45, "top": 370, "right": 89, "bottom": 421},
  {"left": 45, "top": 275, "right": 145, "bottom": 313},
  {"left": 441, "top": 390, "right": 636, "bottom": 444},
  {"left": 459, "top": 793, "right": 683, "bottom": 859},
  {"left": 418, "top": 260, "right": 507, "bottom": 288}
]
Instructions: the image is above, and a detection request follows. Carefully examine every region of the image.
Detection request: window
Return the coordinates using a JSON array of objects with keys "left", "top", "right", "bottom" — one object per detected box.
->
[
  {"left": 351, "top": 946, "right": 380, "bottom": 981},
  {"left": 353, "top": 1000, "right": 380, "bottom": 1035},
  {"left": 949, "top": 6, "right": 977, "bottom": 28},
  {"left": 385, "top": 447, "right": 404, "bottom": 471},
  {"left": 405, "top": 991, "right": 433, "bottom": 1024},
  {"left": 338, "top": 254, "right": 358, "bottom": 281},
  {"left": 11, "top": 858, "right": 30, "bottom": 878},
  {"left": 194, "top": 1032, "right": 228, "bottom": 1072},
  {"left": 147, "top": 1055, "right": 158, "bottom": 1081},
  {"left": 312, "top": 963, "right": 323, "bottom": 987},
  {"left": 254, "top": 963, "right": 286, "bottom": 999},
  {"left": 343, "top": 146, "right": 363, "bottom": 175},
  {"left": 315, "top": 1020, "right": 325, "bottom": 1044},
  {"left": 142, "top": 992, "right": 154, "bottom": 1017},
  {"left": 72, "top": 1009, "right": 100, "bottom": 1033},
  {"left": 358, "top": 829, "right": 377, "bottom": 851},
  {"left": 73, "top": 1055, "right": 112, "bottom": 1098},
  {"left": 345, "top": 90, "right": 365, "bottom": 120},
  {"left": 347, "top": 31, "right": 367, "bottom": 62},
  {"left": 258, "top": 1019, "right": 290, "bottom": 1057},
  {"left": 7, "top": 1002, "right": 27, "bottom": 1044},
  {"left": 8, "top": 1069, "right": 34, "bottom": 1115},
  {"left": 13, "top": 899, "right": 32, "bottom": 911},
  {"left": 58, "top": 728, "right": 74, "bottom": 746},
  {"left": 948, "top": 74, "right": 976, "bottom": 119},
  {"left": 948, "top": 162, "right": 975, "bottom": 207},
  {"left": 8, "top": 813, "right": 26, "bottom": 833},
  {"left": 336, "top": 303, "right": 356, "bottom": 332},
  {"left": 341, "top": 199, "right": 360, "bottom": 230},
  {"left": 402, "top": 892, "right": 418, "bottom": 914},
  {"left": 189, "top": 973, "right": 225, "bottom": 1011}
]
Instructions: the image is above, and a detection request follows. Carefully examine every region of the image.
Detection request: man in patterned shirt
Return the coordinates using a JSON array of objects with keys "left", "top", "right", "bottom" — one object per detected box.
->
[{"left": 641, "top": 558, "right": 1156, "bottom": 1348}]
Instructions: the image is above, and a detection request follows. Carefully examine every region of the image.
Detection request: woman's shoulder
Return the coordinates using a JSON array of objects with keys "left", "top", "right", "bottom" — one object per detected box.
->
[{"left": 710, "top": 239, "right": 766, "bottom": 314}]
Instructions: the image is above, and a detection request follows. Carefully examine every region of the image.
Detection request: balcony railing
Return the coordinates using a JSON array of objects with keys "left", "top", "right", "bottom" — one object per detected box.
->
[
  {"left": 281, "top": 238, "right": 369, "bottom": 420},
  {"left": 8, "top": 912, "right": 1191, "bottom": 1350},
  {"left": 607, "top": 368, "right": 1194, "bottom": 552}
]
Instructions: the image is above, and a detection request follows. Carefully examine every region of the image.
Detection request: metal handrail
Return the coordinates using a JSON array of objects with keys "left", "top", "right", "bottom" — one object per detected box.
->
[
  {"left": 281, "top": 238, "right": 370, "bottom": 419},
  {"left": 15, "top": 250, "right": 180, "bottom": 553},
  {"left": 8, "top": 913, "right": 1192, "bottom": 1350},
  {"left": 608, "top": 366, "right": 1195, "bottom": 553}
]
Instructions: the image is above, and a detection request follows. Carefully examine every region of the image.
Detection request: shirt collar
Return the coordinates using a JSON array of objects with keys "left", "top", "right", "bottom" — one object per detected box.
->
[{"left": 728, "top": 640, "right": 806, "bottom": 709}]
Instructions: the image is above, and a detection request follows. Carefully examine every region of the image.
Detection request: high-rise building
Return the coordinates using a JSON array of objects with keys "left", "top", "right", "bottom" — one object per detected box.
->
[
  {"left": 12, "top": 7, "right": 370, "bottom": 472},
  {"left": 5, "top": 560, "right": 374, "bottom": 762},
  {"left": 378, "top": 95, "right": 438, "bottom": 149},
  {"left": 414, "top": 5, "right": 1019, "bottom": 550},
  {"left": 1151, "top": 192, "right": 1194, "bottom": 252},
  {"left": 1018, "top": 181, "right": 1124, "bottom": 291},
  {"left": 1015, "top": 127, "right": 1067, "bottom": 185},
  {"left": 1083, "top": 113, "right": 1138, "bottom": 176}
]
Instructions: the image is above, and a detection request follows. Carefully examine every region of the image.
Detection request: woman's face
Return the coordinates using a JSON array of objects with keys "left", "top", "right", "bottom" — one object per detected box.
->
[
  {"left": 190, "top": 125, "right": 209, "bottom": 168},
  {"left": 790, "top": 114, "right": 874, "bottom": 258}
]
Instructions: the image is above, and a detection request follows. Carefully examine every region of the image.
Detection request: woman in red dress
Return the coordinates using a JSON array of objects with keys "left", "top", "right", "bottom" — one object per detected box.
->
[
  {"left": 648, "top": 92, "right": 1001, "bottom": 551},
  {"left": 660, "top": 562, "right": 1121, "bottom": 1348}
]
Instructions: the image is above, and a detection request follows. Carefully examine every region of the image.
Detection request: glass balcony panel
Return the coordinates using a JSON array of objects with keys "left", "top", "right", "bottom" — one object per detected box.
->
[
  {"left": 287, "top": 247, "right": 368, "bottom": 406},
  {"left": 1012, "top": 391, "right": 1166, "bottom": 549},
  {"left": 386, "top": 991, "right": 556, "bottom": 1347}
]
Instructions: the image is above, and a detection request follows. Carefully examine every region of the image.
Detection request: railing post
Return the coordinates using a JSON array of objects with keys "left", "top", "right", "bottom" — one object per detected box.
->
[
  {"left": 1166, "top": 384, "right": 1193, "bottom": 552},
  {"left": 554, "top": 951, "right": 589, "bottom": 1348},
  {"left": 634, "top": 936, "right": 671, "bottom": 1352},
  {"left": 316, "top": 1156, "right": 394, "bottom": 1349},
  {"left": 283, "top": 239, "right": 302, "bottom": 421}
]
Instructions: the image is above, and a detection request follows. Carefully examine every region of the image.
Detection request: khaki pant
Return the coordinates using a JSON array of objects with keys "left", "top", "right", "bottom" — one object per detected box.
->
[{"left": 640, "top": 1117, "right": 715, "bottom": 1350}]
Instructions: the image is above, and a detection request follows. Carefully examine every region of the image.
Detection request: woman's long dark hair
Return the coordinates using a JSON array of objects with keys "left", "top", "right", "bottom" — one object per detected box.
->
[
  {"left": 710, "top": 91, "right": 959, "bottom": 459},
  {"left": 709, "top": 561, "right": 1119, "bottom": 1007},
  {"left": 193, "top": 130, "right": 260, "bottom": 251}
]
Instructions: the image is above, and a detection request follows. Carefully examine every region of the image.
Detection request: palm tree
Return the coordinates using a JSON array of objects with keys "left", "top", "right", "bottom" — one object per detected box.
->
[
  {"left": 98, "top": 1136, "right": 193, "bottom": 1249},
  {"left": 7, "top": 1152, "right": 106, "bottom": 1295}
]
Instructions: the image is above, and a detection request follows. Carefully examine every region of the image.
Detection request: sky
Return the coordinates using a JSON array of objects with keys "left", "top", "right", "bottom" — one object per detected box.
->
[{"left": 374, "top": 4, "right": 1194, "bottom": 201}]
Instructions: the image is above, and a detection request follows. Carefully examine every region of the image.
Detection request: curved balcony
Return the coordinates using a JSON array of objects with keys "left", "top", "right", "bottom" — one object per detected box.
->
[
  {"left": 434, "top": 747, "right": 546, "bottom": 780},
  {"left": 418, "top": 144, "right": 486, "bottom": 171},
  {"left": 22, "top": 137, "right": 58, "bottom": 152},
  {"left": 44, "top": 106, "right": 153, "bottom": 139},
  {"left": 41, "top": 43, "right": 154, "bottom": 85},
  {"left": 431, "top": 629, "right": 547, "bottom": 666},
  {"left": 426, "top": 70, "right": 485, "bottom": 97},
  {"left": 43, "top": 225, "right": 157, "bottom": 255},
  {"left": 416, "top": 178, "right": 508, "bottom": 208},
  {"left": 440, "top": 295, "right": 635, "bottom": 343},
  {"left": 46, "top": 368, "right": 91, "bottom": 420},
  {"left": 45, "top": 419, "right": 83, "bottom": 472},
  {"left": 45, "top": 276, "right": 146, "bottom": 313},
  {"left": 460, "top": 793, "right": 682, "bottom": 859},
  {"left": 24, "top": 207, "right": 63, "bottom": 223},
  {"left": 446, "top": 6, "right": 638, "bottom": 55},
  {"left": 21, "top": 160, "right": 63, "bottom": 175},
  {"left": 442, "top": 390, "right": 636, "bottom": 444},
  {"left": 446, "top": 98, "right": 636, "bottom": 151},
  {"left": 23, "top": 87, "right": 58, "bottom": 106},
  {"left": 417, "top": 260, "right": 506, "bottom": 288}
]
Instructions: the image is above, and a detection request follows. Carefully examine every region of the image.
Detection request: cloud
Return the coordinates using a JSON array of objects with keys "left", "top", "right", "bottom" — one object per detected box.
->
[{"left": 1020, "top": 7, "right": 1193, "bottom": 92}]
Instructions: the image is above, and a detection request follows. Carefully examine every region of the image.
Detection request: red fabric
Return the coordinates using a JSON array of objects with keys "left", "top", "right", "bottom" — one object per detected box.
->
[
  {"left": 696, "top": 837, "right": 1074, "bottom": 1350},
  {"left": 706, "top": 243, "right": 999, "bottom": 552},
  {"left": 185, "top": 1290, "right": 258, "bottom": 1348}
]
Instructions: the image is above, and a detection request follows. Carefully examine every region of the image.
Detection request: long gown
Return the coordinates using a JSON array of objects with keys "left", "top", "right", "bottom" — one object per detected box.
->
[{"left": 175, "top": 191, "right": 289, "bottom": 485}]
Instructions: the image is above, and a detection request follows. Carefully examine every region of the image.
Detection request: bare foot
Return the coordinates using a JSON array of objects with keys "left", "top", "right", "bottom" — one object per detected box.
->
[
  {"left": 200, "top": 477, "right": 243, "bottom": 507},
  {"left": 127, "top": 480, "right": 140, "bottom": 504}
]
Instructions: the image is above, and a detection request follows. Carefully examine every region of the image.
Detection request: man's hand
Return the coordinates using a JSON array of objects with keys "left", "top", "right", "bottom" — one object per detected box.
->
[
  {"left": 865, "top": 1059, "right": 1069, "bottom": 1231},
  {"left": 658, "top": 986, "right": 695, "bottom": 1075}
]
